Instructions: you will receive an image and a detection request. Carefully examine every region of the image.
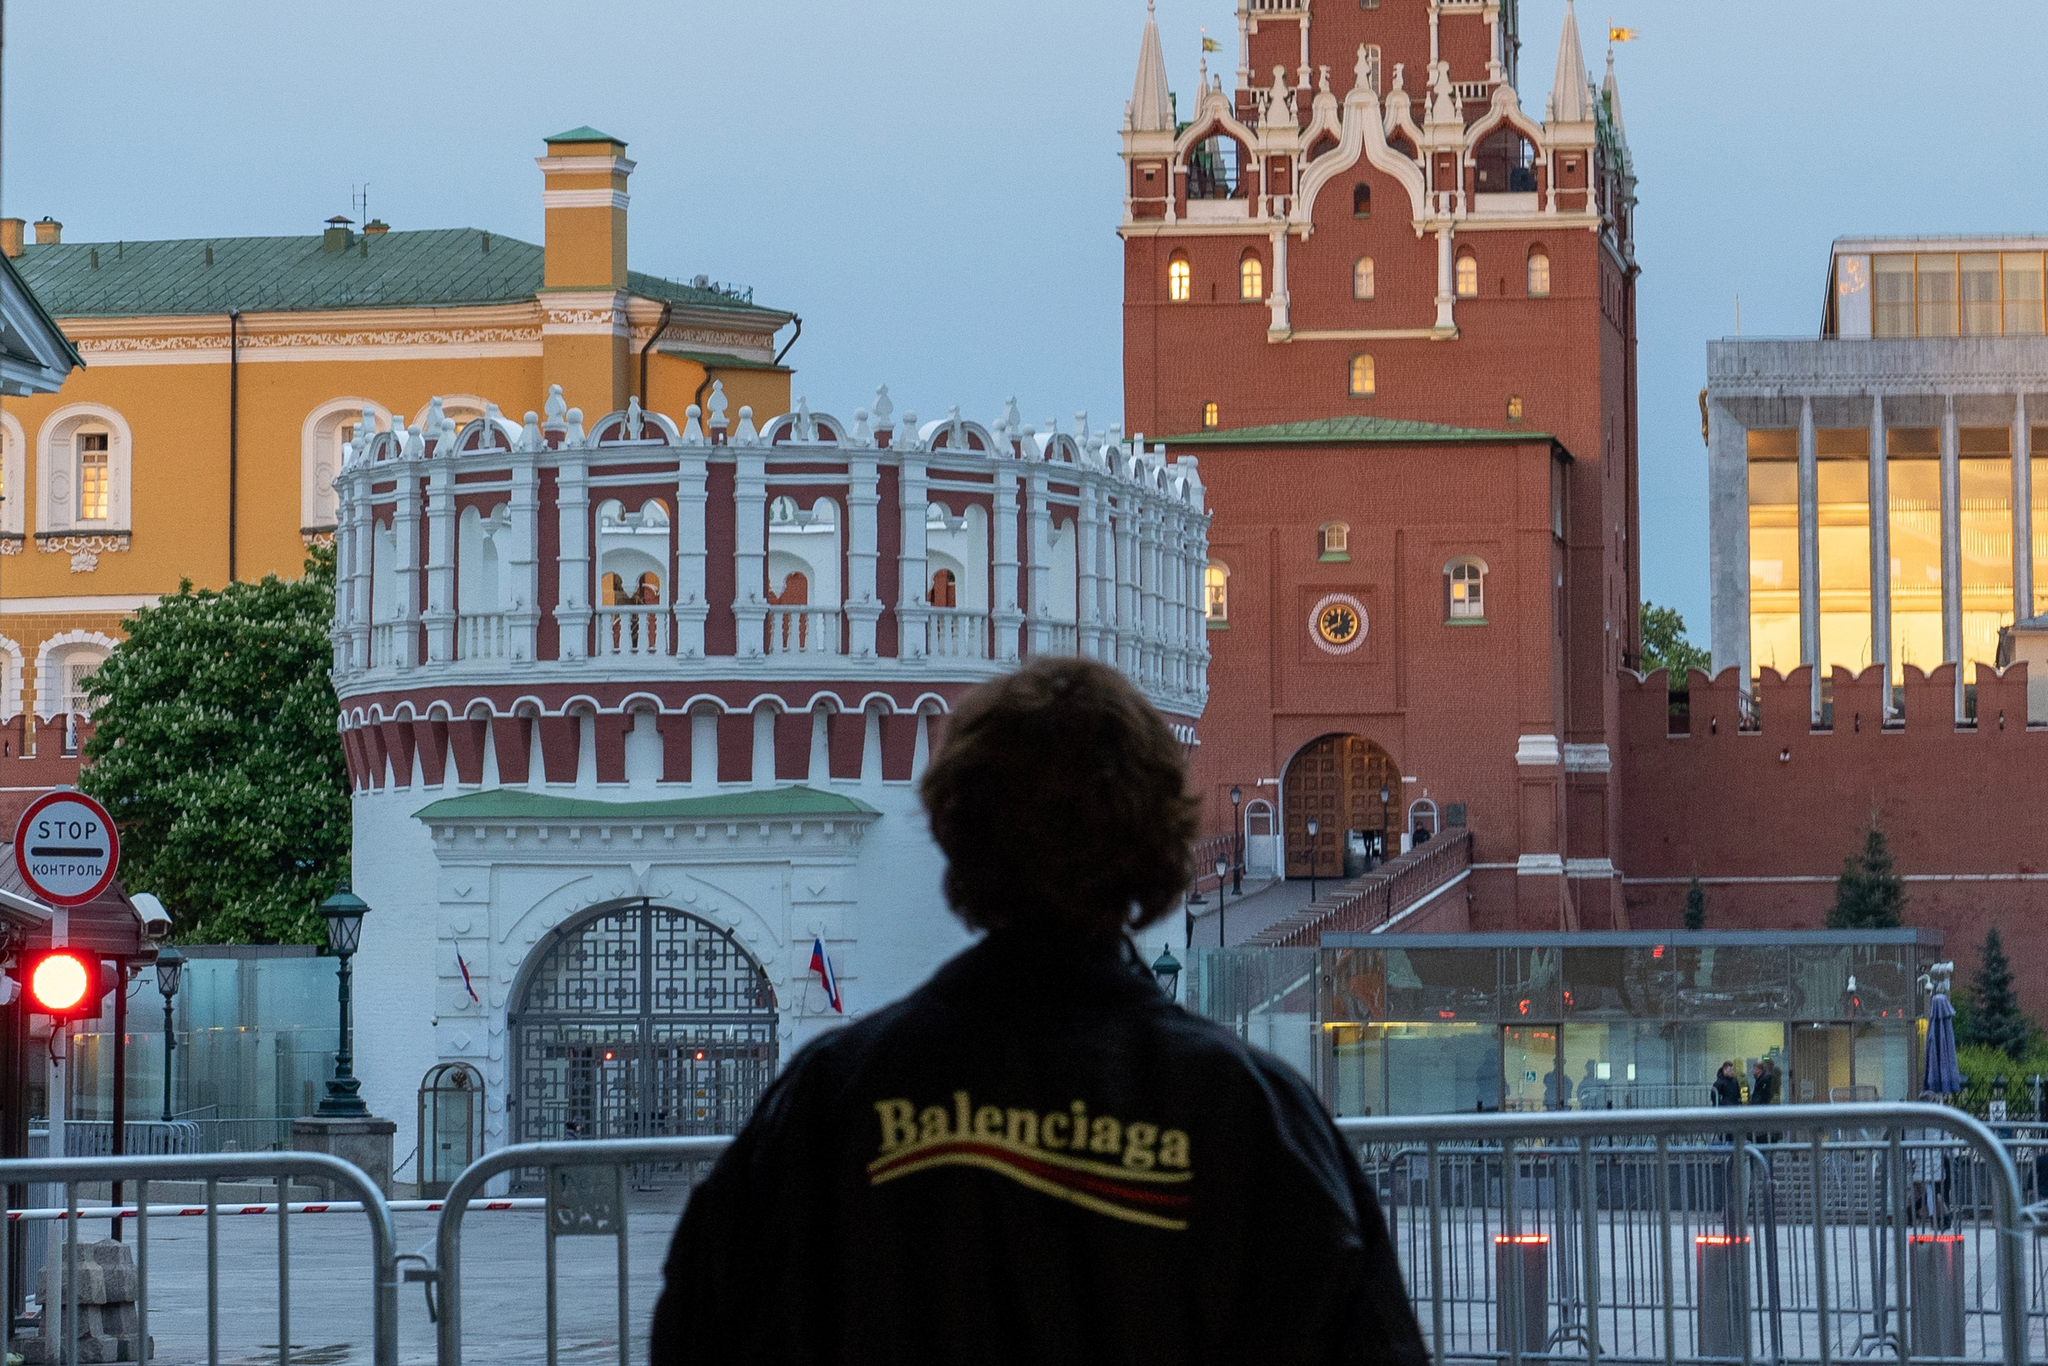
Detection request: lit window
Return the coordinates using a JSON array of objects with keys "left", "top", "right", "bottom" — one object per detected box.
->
[
  {"left": 1168, "top": 255, "right": 1191, "bottom": 303},
  {"left": 1203, "top": 402, "right": 1219, "bottom": 429},
  {"left": 1353, "top": 184, "right": 1371, "bottom": 218},
  {"left": 1447, "top": 558, "right": 1486, "bottom": 620},
  {"left": 77, "top": 431, "right": 109, "bottom": 522},
  {"left": 1354, "top": 257, "right": 1375, "bottom": 300},
  {"left": 1348, "top": 354, "right": 1375, "bottom": 397},
  {"left": 1320, "top": 522, "right": 1350, "bottom": 560},
  {"left": 1204, "top": 562, "right": 1229, "bottom": 622},
  {"left": 1507, "top": 394, "right": 1524, "bottom": 420},
  {"left": 1455, "top": 253, "right": 1479, "bottom": 298},
  {"left": 1240, "top": 254, "right": 1263, "bottom": 301},
  {"left": 1527, "top": 250, "right": 1551, "bottom": 297}
]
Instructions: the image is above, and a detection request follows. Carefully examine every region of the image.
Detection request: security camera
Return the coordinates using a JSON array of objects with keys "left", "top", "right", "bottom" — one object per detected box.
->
[{"left": 130, "top": 892, "right": 173, "bottom": 942}]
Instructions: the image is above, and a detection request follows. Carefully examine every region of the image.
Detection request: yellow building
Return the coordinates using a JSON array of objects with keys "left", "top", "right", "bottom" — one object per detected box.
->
[{"left": 0, "top": 126, "right": 794, "bottom": 731}]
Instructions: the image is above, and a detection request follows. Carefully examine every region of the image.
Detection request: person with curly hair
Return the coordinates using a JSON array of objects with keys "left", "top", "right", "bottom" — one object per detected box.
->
[{"left": 652, "top": 656, "right": 1425, "bottom": 1366}]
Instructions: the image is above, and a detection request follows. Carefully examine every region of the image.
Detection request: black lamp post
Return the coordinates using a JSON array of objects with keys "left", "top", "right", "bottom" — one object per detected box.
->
[
  {"left": 1305, "top": 816, "right": 1321, "bottom": 902},
  {"left": 1151, "top": 945, "right": 1181, "bottom": 1000},
  {"left": 154, "top": 944, "right": 184, "bottom": 1124},
  {"left": 1378, "top": 784, "right": 1393, "bottom": 865},
  {"left": 1229, "top": 785, "right": 1244, "bottom": 895},
  {"left": 1213, "top": 857, "right": 1229, "bottom": 949},
  {"left": 316, "top": 881, "right": 371, "bottom": 1118}
]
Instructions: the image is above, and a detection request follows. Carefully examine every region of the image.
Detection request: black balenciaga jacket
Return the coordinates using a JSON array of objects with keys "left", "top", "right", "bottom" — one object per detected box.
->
[{"left": 651, "top": 929, "right": 1429, "bottom": 1366}]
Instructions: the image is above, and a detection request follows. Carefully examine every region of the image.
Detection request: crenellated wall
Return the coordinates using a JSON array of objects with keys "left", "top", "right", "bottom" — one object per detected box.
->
[{"left": 1618, "top": 661, "right": 2048, "bottom": 1011}]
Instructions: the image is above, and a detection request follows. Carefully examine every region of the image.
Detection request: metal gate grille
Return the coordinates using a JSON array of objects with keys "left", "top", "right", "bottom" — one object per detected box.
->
[{"left": 511, "top": 902, "right": 777, "bottom": 1160}]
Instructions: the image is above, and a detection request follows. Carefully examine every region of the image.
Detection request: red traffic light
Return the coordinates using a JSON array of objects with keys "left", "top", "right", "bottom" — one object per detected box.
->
[{"left": 23, "top": 950, "right": 101, "bottom": 1019}]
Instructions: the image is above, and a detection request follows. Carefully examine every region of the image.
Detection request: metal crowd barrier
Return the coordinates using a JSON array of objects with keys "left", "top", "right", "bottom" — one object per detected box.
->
[
  {"left": 430, "top": 1135, "right": 730, "bottom": 1366},
  {"left": 0, "top": 1150, "right": 399, "bottom": 1366},
  {"left": 1336, "top": 1104, "right": 2030, "bottom": 1366}
]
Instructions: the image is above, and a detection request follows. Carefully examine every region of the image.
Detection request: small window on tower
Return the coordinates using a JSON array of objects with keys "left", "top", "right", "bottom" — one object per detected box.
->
[
  {"left": 1456, "top": 253, "right": 1479, "bottom": 298},
  {"left": 1354, "top": 257, "right": 1376, "bottom": 300},
  {"left": 1446, "top": 558, "right": 1487, "bottom": 622},
  {"left": 1202, "top": 402, "right": 1220, "bottom": 429},
  {"left": 1352, "top": 184, "right": 1372, "bottom": 218},
  {"left": 1168, "top": 254, "right": 1191, "bottom": 303},
  {"left": 1507, "top": 394, "right": 1525, "bottom": 421},
  {"left": 77, "top": 431, "right": 110, "bottom": 522},
  {"left": 1240, "top": 253, "right": 1264, "bottom": 301},
  {"left": 1204, "top": 562, "right": 1230, "bottom": 623},
  {"left": 1528, "top": 249, "right": 1551, "bottom": 297},
  {"left": 1319, "top": 523, "right": 1351, "bottom": 561},
  {"left": 1348, "top": 354, "right": 1376, "bottom": 397}
]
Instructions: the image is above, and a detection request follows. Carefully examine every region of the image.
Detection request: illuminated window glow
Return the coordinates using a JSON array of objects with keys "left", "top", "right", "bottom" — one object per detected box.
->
[{"left": 1167, "top": 255, "right": 1191, "bottom": 303}]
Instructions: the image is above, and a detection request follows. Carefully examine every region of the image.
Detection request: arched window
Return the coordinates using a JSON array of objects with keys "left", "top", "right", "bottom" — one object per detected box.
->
[
  {"left": 1202, "top": 401, "right": 1220, "bottom": 430},
  {"left": 38, "top": 405, "right": 132, "bottom": 536},
  {"left": 1187, "top": 134, "right": 1243, "bottom": 199},
  {"left": 930, "top": 568, "right": 957, "bottom": 608},
  {"left": 1455, "top": 253, "right": 1479, "bottom": 298},
  {"left": 1167, "top": 254, "right": 1191, "bottom": 303},
  {"left": 601, "top": 572, "right": 627, "bottom": 605},
  {"left": 1240, "top": 253, "right": 1264, "bottom": 301},
  {"left": 1348, "top": 354, "right": 1376, "bottom": 397},
  {"left": 0, "top": 411, "right": 23, "bottom": 539},
  {"left": 1353, "top": 257, "right": 1375, "bottom": 300},
  {"left": 1352, "top": 183, "right": 1372, "bottom": 218},
  {"left": 1446, "top": 557, "right": 1487, "bottom": 621},
  {"left": 1319, "top": 522, "right": 1350, "bottom": 561},
  {"left": 1528, "top": 249, "right": 1551, "bottom": 298},
  {"left": 304, "top": 399, "right": 389, "bottom": 533},
  {"left": 767, "top": 571, "right": 809, "bottom": 606},
  {"left": 1507, "top": 394, "right": 1524, "bottom": 421},
  {"left": 1204, "top": 562, "right": 1230, "bottom": 622}
]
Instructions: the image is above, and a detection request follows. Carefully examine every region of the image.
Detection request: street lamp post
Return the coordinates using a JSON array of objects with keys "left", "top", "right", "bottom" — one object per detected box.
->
[
  {"left": 154, "top": 944, "right": 184, "bottom": 1124},
  {"left": 1379, "top": 784, "right": 1393, "bottom": 867},
  {"left": 1214, "top": 857, "right": 1229, "bottom": 948},
  {"left": 1228, "top": 785, "right": 1243, "bottom": 895},
  {"left": 1305, "top": 816, "right": 1321, "bottom": 902},
  {"left": 1151, "top": 945, "right": 1181, "bottom": 1001},
  {"left": 315, "top": 882, "right": 371, "bottom": 1118}
]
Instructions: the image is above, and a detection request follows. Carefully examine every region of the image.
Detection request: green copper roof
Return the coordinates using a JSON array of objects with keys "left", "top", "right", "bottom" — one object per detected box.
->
[
  {"left": 413, "top": 785, "right": 879, "bottom": 824},
  {"left": 1162, "top": 415, "right": 1557, "bottom": 446},
  {"left": 0, "top": 250, "right": 83, "bottom": 374},
  {"left": 16, "top": 229, "right": 788, "bottom": 322},
  {"left": 546, "top": 126, "right": 624, "bottom": 145},
  {"left": 658, "top": 347, "right": 790, "bottom": 373}
]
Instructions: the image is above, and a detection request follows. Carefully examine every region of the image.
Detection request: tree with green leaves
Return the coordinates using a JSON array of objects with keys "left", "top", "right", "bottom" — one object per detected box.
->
[
  {"left": 1827, "top": 823, "right": 1905, "bottom": 930},
  {"left": 1968, "top": 926, "right": 2031, "bottom": 1057},
  {"left": 1640, "top": 602, "right": 1711, "bottom": 679},
  {"left": 80, "top": 550, "right": 348, "bottom": 944},
  {"left": 1683, "top": 877, "right": 1707, "bottom": 931}
]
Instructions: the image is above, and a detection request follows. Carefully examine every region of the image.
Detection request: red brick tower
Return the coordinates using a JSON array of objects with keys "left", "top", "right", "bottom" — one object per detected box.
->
[{"left": 1131, "top": 0, "right": 1640, "bottom": 930}]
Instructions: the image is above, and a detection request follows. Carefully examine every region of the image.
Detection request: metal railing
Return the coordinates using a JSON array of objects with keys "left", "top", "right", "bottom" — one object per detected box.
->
[
  {"left": 1337, "top": 1104, "right": 2030, "bottom": 1366},
  {"left": 1249, "top": 827, "right": 1473, "bottom": 946},
  {"left": 432, "top": 1136, "right": 729, "bottom": 1366},
  {"left": 0, "top": 1149, "right": 398, "bottom": 1366}
]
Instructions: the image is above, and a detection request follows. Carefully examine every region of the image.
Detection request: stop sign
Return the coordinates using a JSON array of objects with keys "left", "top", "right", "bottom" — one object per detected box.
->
[{"left": 14, "top": 791, "right": 120, "bottom": 907}]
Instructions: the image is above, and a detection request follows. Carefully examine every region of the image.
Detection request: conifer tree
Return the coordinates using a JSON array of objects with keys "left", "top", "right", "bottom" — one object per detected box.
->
[
  {"left": 1827, "top": 823, "right": 1905, "bottom": 929},
  {"left": 1683, "top": 877, "right": 1706, "bottom": 931},
  {"left": 1970, "top": 926, "right": 2030, "bottom": 1057}
]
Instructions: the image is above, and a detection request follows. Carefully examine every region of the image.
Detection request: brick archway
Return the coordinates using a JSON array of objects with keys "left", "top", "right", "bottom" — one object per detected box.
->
[{"left": 1281, "top": 734, "right": 1401, "bottom": 879}]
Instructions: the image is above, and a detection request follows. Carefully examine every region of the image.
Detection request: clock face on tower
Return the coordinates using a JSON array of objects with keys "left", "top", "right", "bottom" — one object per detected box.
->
[{"left": 1310, "top": 593, "right": 1368, "bottom": 655}]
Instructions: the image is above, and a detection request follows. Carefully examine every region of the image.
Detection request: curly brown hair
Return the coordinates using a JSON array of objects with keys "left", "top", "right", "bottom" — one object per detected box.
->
[{"left": 919, "top": 656, "right": 1199, "bottom": 944}]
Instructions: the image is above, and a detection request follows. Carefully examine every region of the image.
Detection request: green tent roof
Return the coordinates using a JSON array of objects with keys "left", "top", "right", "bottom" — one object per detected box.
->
[
  {"left": 16, "top": 229, "right": 789, "bottom": 322},
  {"left": 546, "top": 126, "right": 625, "bottom": 145},
  {"left": 412, "top": 785, "right": 878, "bottom": 824},
  {"left": 1161, "top": 415, "right": 1559, "bottom": 447}
]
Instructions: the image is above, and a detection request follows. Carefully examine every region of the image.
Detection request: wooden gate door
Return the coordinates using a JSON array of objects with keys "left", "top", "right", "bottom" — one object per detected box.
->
[{"left": 1281, "top": 735, "right": 1400, "bottom": 879}]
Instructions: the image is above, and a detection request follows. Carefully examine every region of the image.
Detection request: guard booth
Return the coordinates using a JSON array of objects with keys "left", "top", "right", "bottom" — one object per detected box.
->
[{"left": 418, "top": 1062, "right": 486, "bottom": 1198}]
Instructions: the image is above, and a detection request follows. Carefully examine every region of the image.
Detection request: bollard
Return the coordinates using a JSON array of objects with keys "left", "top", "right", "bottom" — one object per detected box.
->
[
  {"left": 1695, "top": 1234, "right": 1748, "bottom": 1359},
  {"left": 1909, "top": 1234, "right": 1966, "bottom": 1359},
  {"left": 1494, "top": 1233, "right": 1549, "bottom": 1357}
]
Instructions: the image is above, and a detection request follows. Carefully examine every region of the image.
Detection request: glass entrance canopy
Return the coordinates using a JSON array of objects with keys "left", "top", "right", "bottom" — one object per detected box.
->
[{"left": 1185, "top": 930, "right": 1940, "bottom": 1117}]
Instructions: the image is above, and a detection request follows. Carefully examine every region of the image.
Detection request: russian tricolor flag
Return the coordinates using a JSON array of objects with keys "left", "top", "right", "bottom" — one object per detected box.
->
[{"left": 809, "top": 935, "right": 843, "bottom": 1014}]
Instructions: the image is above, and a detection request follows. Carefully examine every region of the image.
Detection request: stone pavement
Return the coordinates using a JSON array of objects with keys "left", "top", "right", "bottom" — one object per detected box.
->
[
  {"left": 30, "top": 1189, "right": 690, "bottom": 1364},
  {"left": 1183, "top": 876, "right": 1316, "bottom": 948}
]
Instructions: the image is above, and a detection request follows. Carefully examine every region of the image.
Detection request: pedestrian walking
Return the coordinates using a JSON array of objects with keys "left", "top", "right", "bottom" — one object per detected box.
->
[{"left": 651, "top": 657, "right": 1428, "bottom": 1366}]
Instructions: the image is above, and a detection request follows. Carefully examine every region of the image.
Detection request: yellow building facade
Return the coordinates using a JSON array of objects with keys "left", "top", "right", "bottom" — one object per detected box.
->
[{"left": 0, "top": 126, "right": 794, "bottom": 734}]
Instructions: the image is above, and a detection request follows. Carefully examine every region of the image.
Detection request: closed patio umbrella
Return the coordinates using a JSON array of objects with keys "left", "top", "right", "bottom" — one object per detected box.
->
[{"left": 1923, "top": 992, "right": 1964, "bottom": 1096}]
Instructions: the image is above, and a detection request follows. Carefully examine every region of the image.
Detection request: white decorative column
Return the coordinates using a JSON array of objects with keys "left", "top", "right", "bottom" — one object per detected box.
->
[
  {"left": 394, "top": 466, "right": 424, "bottom": 671},
  {"left": 732, "top": 444, "right": 768, "bottom": 657},
  {"left": 507, "top": 455, "right": 542, "bottom": 664},
  {"left": 1077, "top": 480, "right": 1105, "bottom": 662},
  {"left": 1023, "top": 462, "right": 1052, "bottom": 656},
  {"left": 846, "top": 454, "right": 882, "bottom": 658},
  {"left": 991, "top": 464, "right": 1022, "bottom": 664},
  {"left": 673, "top": 445, "right": 709, "bottom": 658},
  {"left": 551, "top": 449, "right": 591, "bottom": 661},
  {"left": 1114, "top": 489, "right": 1140, "bottom": 674},
  {"left": 423, "top": 461, "right": 456, "bottom": 663},
  {"left": 1434, "top": 228, "right": 1456, "bottom": 332},
  {"left": 896, "top": 445, "right": 930, "bottom": 661}
]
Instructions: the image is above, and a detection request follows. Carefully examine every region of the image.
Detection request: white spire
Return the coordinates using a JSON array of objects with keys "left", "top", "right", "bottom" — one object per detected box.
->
[
  {"left": 1548, "top": 0, "right": 1595, "bottom": 124},
  {"left": 1129, "top": 1, "right": 1174, "bottom": 134},
  {"left": 1603, "top": 49, "right": 1627, "bottom": 139}
]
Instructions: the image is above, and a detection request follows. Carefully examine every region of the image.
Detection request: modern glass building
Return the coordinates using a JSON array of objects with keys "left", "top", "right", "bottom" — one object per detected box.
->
[
  {"left": 1705, "top": 236, "right": 2048, "bottom": 717},
  {"left": 1185, "top": 930, "right": 1940, "bottom": 1117}
]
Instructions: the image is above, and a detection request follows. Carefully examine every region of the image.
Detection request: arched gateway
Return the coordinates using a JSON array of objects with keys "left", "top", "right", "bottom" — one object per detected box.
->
[
  {"left": 510, "top": 901, "right": 778, "bottom": 1147},
  {"left": 1281, "top": 734, "right": 1402, "bottom": 879}
]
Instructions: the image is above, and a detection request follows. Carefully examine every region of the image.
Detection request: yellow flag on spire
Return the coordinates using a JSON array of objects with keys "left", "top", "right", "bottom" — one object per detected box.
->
[
  {"left": 1201, "top": 35, "right": 1222, "bottom": 52},
  {"left": 1608, "top": 25, "right": 1639, "bottom": 41}
]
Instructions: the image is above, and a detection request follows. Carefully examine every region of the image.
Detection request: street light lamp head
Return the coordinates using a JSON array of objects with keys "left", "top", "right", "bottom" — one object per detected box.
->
[
  {"left": 1305, "top": 816, "right": 1319, "bottom": 837},
  {"left": 1216, "top": 856, "right": 1229, "bottom": 882},
  {"left": 154, "top": 943, "right": 184, "bottom": 1002},
  {"left": 319, "top": 880, "right": 371, "bottom": 958},
  {"left": 1229, "top": 785, "right": 1242, "bottom": 808},
  {"left": 1379, "top": 785, "right": 1391, "bottom": 805},
  {"left": 1151, "top": 944, "right": 1182, "bottom": 999}
]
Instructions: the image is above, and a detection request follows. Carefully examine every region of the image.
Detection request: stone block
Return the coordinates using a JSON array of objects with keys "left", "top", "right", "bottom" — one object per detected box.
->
[
  {"left": 20, "top": 1329, "right": 151, "bottom": 1363},
  {"left": 291, "top": 1114, "right": 397, "bottom": 1199},
  {"left": 38, "top": 1239, "right": 139, "bottom": 1306}
]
